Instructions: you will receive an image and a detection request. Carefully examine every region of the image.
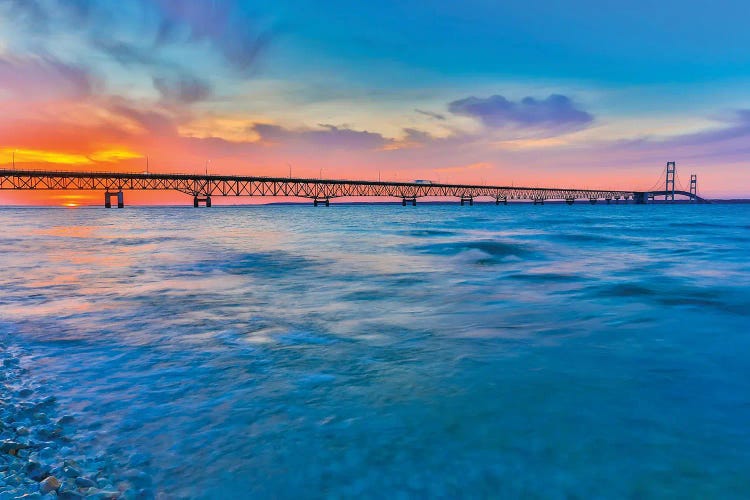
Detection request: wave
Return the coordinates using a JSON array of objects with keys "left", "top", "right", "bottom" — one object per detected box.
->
[{"left": 417, "top": 240, "right": 532, "bottom": 259}]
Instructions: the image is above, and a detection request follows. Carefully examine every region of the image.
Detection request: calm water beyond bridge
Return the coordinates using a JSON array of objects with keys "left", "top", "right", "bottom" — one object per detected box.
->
[{"left": 0, "top": 165, "right": 706, "bottom": 207}]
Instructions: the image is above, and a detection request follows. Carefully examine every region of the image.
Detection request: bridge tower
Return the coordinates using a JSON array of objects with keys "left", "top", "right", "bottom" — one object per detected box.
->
[
  {"left": 690, "top": 174, "right": 697, "bottom": 202},
  {"left": 665, "top": 161, "right": 676, "bottom": 202}
]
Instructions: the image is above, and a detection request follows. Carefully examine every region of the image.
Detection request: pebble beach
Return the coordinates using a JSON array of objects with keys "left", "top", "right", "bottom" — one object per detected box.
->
[{"left": 1, "top": 337, "right": 153, "bottom": 500}]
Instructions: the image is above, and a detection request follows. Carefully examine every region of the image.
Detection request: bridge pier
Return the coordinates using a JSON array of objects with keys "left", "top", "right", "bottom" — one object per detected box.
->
[
  {"left": 634, "top": 192, "right": 650, "bottom": 204},
  {"left": 460, "top": 196, "right": 473, "bottom": 206},
  {"left": 402, "top": 197, "right": 417, "bottom": 206},
  {"left": 104, "top": 190, "right": 124, "bottom": 208},
  {"left": 495, "top": 197, "right": 507, "bottom": 205},
  {"left": 533, "top": 198, "right": 544, "bottom": 205},
  {"left": 589, "top": 198, "right": 598, "bottom": 204},
  {"left": 565, "top": 198, "right": 575, "bottom": 205},
  {"left": 313, "top": 197, "right": 330, "bottom": 207},
  {"left": 193, "top": 195, "right": 211, "bottom": 207}
]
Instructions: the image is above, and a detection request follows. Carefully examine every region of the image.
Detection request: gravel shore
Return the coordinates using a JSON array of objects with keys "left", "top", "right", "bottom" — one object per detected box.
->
[{"left": 1, "top": 339, "right": 155, "bottom": 500}]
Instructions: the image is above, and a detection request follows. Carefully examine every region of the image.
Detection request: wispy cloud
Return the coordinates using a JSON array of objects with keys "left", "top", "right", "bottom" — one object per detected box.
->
[
  {"left": 153, "top": 75, "right": 212, "bottom": 104},
  {"left": 153, "top": 0, "right": 273, "bottom": 74},
  {"left": 415, "top": 109, "right": 446, "bottom": 121},
  {"left": 0, "top": 54, "right": 95, "bottom": 100},
  {"left": 448, "top": 94, "right": 593, "bottom": 131},
  {"left": 251, "top": 123, "right": 392, "bottom": 151}
]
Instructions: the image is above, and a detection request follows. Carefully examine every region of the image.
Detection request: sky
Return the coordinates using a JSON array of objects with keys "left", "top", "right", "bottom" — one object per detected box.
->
[{"left": 1, "top": 0, "right": 749, "bottom": 205}]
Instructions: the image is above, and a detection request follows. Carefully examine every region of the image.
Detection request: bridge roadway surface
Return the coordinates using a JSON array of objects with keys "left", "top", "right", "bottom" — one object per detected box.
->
[{"left": 0, "top": 169, "right": 705, "bottom": 205}]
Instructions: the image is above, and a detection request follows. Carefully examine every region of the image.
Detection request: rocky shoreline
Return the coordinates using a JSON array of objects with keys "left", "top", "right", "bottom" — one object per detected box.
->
[{"left": 1, "top": 340, "right": 155, "bottom": 499}]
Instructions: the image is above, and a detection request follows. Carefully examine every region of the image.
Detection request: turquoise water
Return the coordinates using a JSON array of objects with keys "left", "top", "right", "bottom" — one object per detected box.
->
[{"left": 1, "top": 204, "right": 749, "bottom": 498}]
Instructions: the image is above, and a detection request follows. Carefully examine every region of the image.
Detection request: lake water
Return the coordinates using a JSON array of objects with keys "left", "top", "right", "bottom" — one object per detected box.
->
[{"left": 1, "top": 203, "right": 749, "bottom": 498}]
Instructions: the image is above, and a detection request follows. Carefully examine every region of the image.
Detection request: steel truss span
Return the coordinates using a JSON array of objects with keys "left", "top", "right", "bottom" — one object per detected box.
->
[{"left": 0, "top": 169, "right": 705, "bottom": 204}]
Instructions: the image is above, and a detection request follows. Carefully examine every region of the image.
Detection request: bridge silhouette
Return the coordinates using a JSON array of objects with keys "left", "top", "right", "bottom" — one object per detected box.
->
[{"left": 0, "top": 163, "right": 707, "bottom": 207}]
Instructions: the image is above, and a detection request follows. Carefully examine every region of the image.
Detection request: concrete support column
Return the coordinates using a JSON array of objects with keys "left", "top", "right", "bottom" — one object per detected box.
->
[
  {"left": 565, "top": 198, "right": 575, "bottom": 205},
  {"left": 193, "top": 195, "right": 211, "bottom": 207},
  {"left": 104, "top": 191, "right": 123, "bottom": 208}
]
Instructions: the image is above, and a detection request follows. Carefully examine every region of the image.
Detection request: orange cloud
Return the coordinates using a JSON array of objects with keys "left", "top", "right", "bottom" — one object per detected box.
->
[{"left": 1, "top": 148, "right": 142, "bottom": 166}]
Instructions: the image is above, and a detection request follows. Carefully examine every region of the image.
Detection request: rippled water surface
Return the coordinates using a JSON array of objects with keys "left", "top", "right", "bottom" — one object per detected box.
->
[{"left": 2, "top": 204, "right": 750, "bottom": 498}]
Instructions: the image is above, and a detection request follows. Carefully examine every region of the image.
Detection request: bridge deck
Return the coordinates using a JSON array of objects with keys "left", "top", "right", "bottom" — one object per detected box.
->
[{"left": 0, "top": 169, "right": 706, "bottom": 203}]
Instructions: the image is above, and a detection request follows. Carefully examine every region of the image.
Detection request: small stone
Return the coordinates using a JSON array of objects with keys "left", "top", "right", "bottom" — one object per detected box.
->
[
  {"left": 56, "top": 416, "right": 74, "bottom": 426},
  {"left": 62, "top": 465, "right": 81, "bottom": 478},
  {"left": 57, "top": 491, "right": 84, "bottom": 500},
  {"left": 0, "top": 440, "right": 28, "bottom": 455},
  {"left": 36, "top": 426, "right": 62, "bottom": 440},
  {"left": 74, "top": 477, "right": 96, "bottom": 489},
  {"left": 18, "top": 388, "right": 34, "bottom": 398},
  {"left": 25, "top": 460, "right": 50, "bottom": 481},
  {"left": 39, "top": 476, "right": 60, "bottom": 494},
  {"left": 38, "top": 447, "right": 56, "bottom": 461},
  {"left": 18, "top": 493, "right": 42, "bottom": 499},
  {"left": 34, "top": 413, "right": 49, "bottom": 424},
  {"left": 16, "top": 426, "right": 30, "bottom": 436},
  {"left": 96, "top": 478, "right": 112, "bottom": 489},
  {"left": 87, "top": 491, "right": 120, "bottom": 500}
]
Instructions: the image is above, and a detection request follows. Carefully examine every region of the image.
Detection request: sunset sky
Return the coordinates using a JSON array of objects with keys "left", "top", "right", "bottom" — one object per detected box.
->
[{"left": 1, "top": 0, "right": 749, "bottom": 204}]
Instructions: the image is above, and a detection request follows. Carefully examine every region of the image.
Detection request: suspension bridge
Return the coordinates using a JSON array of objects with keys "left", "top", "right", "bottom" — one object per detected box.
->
[{"left": 0, "top": 161, "right": 707, "bottom": 207}]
